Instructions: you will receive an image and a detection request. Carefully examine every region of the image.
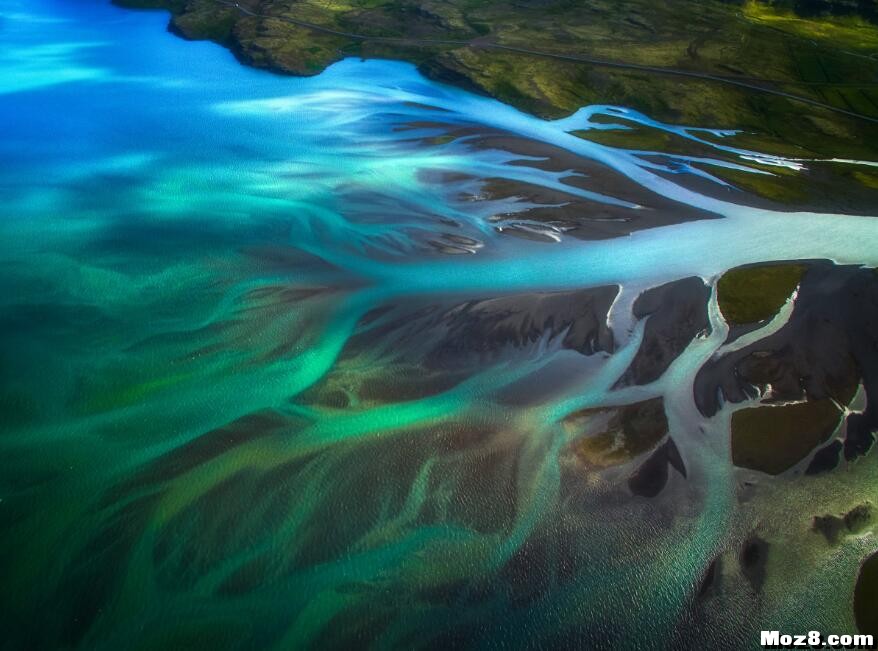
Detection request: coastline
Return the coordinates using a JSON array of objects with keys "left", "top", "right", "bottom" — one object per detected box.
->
[
  {"left": 2, "top": 1, "right": 878, "bottom": 647},
  {"left": 112, "top": 0, "right": 878, "bottom": 164}
]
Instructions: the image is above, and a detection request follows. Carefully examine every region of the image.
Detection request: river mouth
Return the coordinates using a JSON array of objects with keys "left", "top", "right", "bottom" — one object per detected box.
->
[{"left": 1, "top": 1, "right": 877, "bottom": 648}]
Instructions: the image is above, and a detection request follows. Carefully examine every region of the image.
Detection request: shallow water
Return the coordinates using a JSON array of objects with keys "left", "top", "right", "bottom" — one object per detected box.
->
[{"left": 1, "top": 1, "right": 877, "bottom": 648}]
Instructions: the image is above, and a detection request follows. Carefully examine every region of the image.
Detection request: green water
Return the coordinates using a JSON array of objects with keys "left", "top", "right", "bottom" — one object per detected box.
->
[{"left": 1, "top": 1, "right": 877, "bottom": 648}]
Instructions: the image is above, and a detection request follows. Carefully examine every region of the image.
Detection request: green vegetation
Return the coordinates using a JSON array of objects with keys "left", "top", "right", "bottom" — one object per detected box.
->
[
  {"left": 114, "top": 0, "right": 878, "bottom": 165},
  {"left": 715, "top": 165, "right": 811, "bottom": 203},
  {"left": 574, "top": 128, "right": 674, "bottom": 151},
  {"left": 743, "top": 1, "right": 878, "bottom": 50},
  {"left": 717, "top": 263, "right": 806, "bottom": 325},
  {"left": 174, "top": 6, "right": 237, "bottom": 42},
  {"left": 853, "top": 168, "right": 878, "bottom": 189},
  {"left": 234, "top": 20, "right": 347, "bottom": 74},
  {"left": 567, "top": 398, "right": 668, "bottom": 468},
  {"left": 855, "top": 552, "right": 878, "bottom": 636},
  {"left": 730, "top": 399, "right": 842, "bottom": 474}
]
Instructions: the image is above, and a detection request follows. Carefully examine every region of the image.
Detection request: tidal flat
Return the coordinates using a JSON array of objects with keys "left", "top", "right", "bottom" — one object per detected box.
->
[{"left": 1, "top": 0, "right": 877, "bottom": 648}]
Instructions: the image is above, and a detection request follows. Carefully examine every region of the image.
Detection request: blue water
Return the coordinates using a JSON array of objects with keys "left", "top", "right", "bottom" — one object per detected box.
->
[{"left": 1, "top": 0, "right": 877, "bottom": 649}]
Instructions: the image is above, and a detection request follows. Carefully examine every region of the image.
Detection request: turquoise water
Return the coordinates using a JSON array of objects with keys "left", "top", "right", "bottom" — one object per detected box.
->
[{"left": 1, "top": 1, "right": 877, "bottom": 648}]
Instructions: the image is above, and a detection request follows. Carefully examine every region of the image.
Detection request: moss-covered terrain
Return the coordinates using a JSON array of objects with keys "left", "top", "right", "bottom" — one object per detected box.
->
[
  {"left": 565, "top": 397, "right": 686, "bottom": 497},
  {"left": 566, "top": 397, "right": 668, "bottom": 468},
  {"left": 730, "top": 398, "right": 843, "bottom": 474},
  {"left": 115, "top": 0, "right": 878, "bottom": 165},
  {"left": 717, "top": 263, "right": 806, "bottom": 325}
]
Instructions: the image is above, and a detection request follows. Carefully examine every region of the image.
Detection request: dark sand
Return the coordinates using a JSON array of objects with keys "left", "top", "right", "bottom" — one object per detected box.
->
[
  {"left": 616, "top": 277, "right": 711, "bottom": 387},
  {"left": 695, "top": 262, "right": 878, "bottom": 473}
]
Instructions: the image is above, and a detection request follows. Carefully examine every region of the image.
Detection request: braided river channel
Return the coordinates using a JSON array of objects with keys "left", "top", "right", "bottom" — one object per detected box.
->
[{"left": 1, "top": 1, "right": 877, "bottom": 648}]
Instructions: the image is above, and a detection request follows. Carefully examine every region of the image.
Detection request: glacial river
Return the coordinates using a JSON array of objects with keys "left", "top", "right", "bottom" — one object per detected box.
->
[{"left": 1, "top": 0, "right": 877, "bottom": 648}]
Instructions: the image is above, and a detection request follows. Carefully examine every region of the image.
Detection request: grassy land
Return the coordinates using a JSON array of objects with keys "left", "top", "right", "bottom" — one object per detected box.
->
[
  {"left": 717, "top": 263, "right": 806, "bottom": 325},
  {"left": 730, "top": 399, "right": 842, "bottom": 474},
  {"left": 743, "top": 0, "right": 878, "bottom": 51},
  {"left": 114, "top": 0, "right": 878, "bottom": 173}
]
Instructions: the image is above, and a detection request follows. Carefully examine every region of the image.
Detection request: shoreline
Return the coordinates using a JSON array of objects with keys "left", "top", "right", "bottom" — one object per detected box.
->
[
  {"left": 112, "top": 0, "right": 878, "bottom": 164},
  {"left": 194, "top": 0, "right": 878, "bottom": 125}
]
